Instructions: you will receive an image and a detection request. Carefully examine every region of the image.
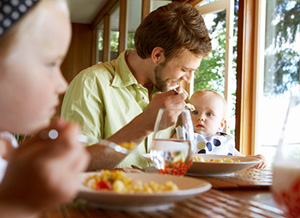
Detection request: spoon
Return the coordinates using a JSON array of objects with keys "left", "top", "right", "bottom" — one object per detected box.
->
[
  {"left": 78, "top": 134, "right": 131, "bottom": 155},
  {"left": 172, "top": 89, "right": 195, "bottom": 111},
  {"left": 39, "top": 130, "right": 131, "bottom": 155}
]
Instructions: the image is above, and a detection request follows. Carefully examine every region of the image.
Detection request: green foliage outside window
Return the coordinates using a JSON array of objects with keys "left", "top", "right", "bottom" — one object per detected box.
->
[{"left": 264, "top": 0, "right": 300, "bottom": 95}]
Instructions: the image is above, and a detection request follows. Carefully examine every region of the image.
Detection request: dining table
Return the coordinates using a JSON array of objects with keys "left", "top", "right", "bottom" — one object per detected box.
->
[{"left": 39, "top": 168, "right": 286, "bottom": 218}]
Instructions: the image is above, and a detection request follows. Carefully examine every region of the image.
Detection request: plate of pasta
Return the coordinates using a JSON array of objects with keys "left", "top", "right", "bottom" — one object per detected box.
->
[
  {"left": 78, "top": 170, "right": 211, "bottom": 211},
  {"left": 188, "top": 154, "right": 262, "bottom": 176}
]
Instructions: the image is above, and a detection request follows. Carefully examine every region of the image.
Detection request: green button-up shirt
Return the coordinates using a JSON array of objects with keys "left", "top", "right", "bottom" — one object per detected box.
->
[{"left": 61, "top": 49, "right": 160, "bottom": 168}]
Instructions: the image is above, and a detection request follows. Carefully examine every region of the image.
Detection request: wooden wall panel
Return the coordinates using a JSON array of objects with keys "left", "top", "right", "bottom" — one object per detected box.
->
[
  {"left": 56, "top": 23, "right": 94, "bottom": 117},
  {"left": 61, "top": 23, "right": 94, "bottom": 83}
]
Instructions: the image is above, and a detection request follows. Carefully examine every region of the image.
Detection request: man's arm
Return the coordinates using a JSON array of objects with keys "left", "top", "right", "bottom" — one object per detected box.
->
[{"left": 87, "top": 90, "right": 187, "bottom": 170}]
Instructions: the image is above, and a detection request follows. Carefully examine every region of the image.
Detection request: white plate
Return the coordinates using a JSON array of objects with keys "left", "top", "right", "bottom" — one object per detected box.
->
[
  {"left": 188, "top": 154, "right": 262, "bottom": 176},
  {"left": 78, "top": 172, "right": 211, "bottom": 211}
]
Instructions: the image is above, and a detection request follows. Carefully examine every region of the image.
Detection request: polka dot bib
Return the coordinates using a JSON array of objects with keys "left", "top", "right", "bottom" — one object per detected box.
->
[
  {"left": 0, "top": 0, "right": 39, "bottom": 37},
  {"left": 194, "top": 132, "right": 235, "bottom": 156}
]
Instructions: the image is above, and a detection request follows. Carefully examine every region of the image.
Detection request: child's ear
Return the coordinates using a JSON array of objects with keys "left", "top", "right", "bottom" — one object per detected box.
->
[{"left": 219, "top": 119, "right": 227, "bottom": 131}]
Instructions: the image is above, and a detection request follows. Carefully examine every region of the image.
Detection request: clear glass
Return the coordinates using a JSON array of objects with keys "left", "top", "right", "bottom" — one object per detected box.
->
[
  {"left": 272, "top": 89, "right": 300, "bottom": 218},
  {"left": 150, "top": 109, "right": 195, "bottom": 176}
]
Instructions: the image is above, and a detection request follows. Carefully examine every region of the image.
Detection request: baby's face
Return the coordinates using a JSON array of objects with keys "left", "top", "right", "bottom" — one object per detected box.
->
[
  {"left": 0, "top": 2, "right": 71, "bottom": 134},
  {"left": 190, "top": 93, "right": 226, "bottom": 136}
]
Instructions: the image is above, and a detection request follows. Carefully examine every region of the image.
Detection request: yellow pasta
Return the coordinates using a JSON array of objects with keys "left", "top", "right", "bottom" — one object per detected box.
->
[
  {"left": 83, "top": 170, "right": 179, "bottom": 193},
  {"left": 193, "top": 156, "right": 240, "bottom": 163},
  {"left": 119, "top": 142, "right": 136, "bottom": 150}
]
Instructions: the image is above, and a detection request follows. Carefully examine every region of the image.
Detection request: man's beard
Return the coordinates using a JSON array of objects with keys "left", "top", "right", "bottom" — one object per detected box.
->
[{"left": 154, "top": 61, "right": 169, "bottom": 92}]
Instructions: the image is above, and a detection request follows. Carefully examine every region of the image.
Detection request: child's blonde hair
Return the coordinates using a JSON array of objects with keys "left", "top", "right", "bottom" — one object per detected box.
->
[
  {"left": 0, "top": 0, "right": 69, "bottom": 58},
  {"left": 189, "top": 89, "right": 228, "bottom": 119}
]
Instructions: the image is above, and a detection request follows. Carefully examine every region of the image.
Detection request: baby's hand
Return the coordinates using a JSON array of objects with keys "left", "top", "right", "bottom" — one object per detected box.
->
[{"left": 247, "top": 154, "right": 266, "bottom": 169}]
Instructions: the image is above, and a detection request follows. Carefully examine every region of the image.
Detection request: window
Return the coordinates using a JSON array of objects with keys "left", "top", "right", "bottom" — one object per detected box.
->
[
  {"left": 109, "top": 5, "right": 120, "bottom": 61},
  {"left": 195, "top": 0, "right": 237, "bottom": 136},
  {"left": 95, "top": 0, "right": 143, "bottom": 63},
  {"left": 151, "top": 0, "right": 171, "bottom": 11},
  {"left": 254, "top": 0, "right": 300, "bottom": 165},
  {"left": 127, "top": 0, "right": 142, "bottom": 49},
  {"left": 97, "top": 20, "right": 104, "bottom": 63}
]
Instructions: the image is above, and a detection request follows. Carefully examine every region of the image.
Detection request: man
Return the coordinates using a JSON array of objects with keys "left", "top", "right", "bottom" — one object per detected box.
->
[{"left": 61, "top": 2, "right": 212, "bottom": 169}]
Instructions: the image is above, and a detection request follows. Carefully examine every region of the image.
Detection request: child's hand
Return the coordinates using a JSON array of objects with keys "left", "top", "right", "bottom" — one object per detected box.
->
[
  {"left": 247, "top": 154, "right": 267, "bottom": 169},
  {"left": 0, "top": 119, "right": 90, "bottom": 215}
]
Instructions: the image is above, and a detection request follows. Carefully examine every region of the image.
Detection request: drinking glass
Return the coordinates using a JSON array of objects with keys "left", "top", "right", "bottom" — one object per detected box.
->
[
  {"left": 272, "top": 91, "right": 300, "bottom": 218},
  {"left": 150, "top": 108, "right": 195, "bottom": 176}
]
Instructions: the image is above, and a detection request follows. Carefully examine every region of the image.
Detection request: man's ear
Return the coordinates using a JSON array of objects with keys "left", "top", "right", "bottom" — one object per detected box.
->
[
  {"left": 219, "top": 119, "right": 227, "bottom": 131},
  {"left": 151, "top": 47, "right": 165, "bottom": 64}
]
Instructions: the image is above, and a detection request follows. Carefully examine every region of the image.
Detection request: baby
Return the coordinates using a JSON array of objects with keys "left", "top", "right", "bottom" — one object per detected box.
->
[{"left": 189, "top": 89, "right": 266, "bottom": 168}]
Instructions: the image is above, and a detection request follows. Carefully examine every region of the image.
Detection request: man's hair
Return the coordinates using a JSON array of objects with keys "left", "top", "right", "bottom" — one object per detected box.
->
[{"left": 134, "top": 2, "right": 212, "bottom": 61}]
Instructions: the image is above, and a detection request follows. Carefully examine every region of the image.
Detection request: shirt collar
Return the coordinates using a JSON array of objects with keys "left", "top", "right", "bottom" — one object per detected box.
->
[{"left": 111, "top": 49, "right": 138, "bottom": 88}]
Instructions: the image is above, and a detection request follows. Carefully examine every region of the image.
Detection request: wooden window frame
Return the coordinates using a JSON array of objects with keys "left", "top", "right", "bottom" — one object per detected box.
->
[
  {"left": 235, "top": 0, "right": 257, "bottom": 155},
  {"left": 91, "top": 0, "right": 127, "bottom": 63}
]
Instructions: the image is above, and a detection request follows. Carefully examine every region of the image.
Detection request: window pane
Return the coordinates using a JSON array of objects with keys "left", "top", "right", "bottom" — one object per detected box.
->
[
  {"left": 194, "top": 9, "right": 237, "bottom": 136},
  {"left": 127, "top": 0, "right": 142, "bottom": 49},
  {"left": 198, "top": 0, "right": 217, "bottom": 7},
  {"left": 97, "top": 20, "right": 104, "bottom": 63},
  {"left": 110, "top": 5, "right": 120, "bottom": 60},
  {"left": 257, "top": 0, "right": 300, "bottom": 165},
  {"left": 151, "top": 0, "right": 171, "bottom": 11}
]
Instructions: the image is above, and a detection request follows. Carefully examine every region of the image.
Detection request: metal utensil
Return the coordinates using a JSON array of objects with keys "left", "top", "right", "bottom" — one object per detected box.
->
[
  {"left": 172, "top": 89, "right": 195, "bottom": 111},
  {"left": 40, "top": 130, "right": 131, "bottom": 155},
  {"left": 78, "top": 134, "right": 131, "bottom": 155}
]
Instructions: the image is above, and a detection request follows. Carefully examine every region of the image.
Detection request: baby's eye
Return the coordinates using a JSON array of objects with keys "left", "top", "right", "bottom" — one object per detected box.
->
[
  {"left": 207, "top": 112, "right": 213, "bottom": 117},
  {"left": 192, "top": 110, "right": 198, "bottom": 115}
]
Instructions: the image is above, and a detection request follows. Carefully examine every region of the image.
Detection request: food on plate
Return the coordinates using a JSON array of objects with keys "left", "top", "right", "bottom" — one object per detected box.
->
[
  {"left": 193, "top": 156, "right": 241, "bottom": 163},
  {"left": 119, "top": 142, "right": 136, "bottom": 150},
  {"left": 83, "top": 170, "right": 179, "bottom": 193}
]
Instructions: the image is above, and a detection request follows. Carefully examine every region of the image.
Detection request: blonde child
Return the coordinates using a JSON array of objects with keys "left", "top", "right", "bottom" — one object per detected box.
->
[
  {"left": 0, "top": 0, "right": 90, "bottom": 217},
  {"left": 189, "top": 89, "right": 266, "bottom": 168}
]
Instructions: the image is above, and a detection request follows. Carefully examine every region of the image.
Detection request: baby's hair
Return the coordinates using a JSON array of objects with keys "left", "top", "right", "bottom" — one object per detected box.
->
[{"left": 190, "top": 89, "right": 227, "bottom": 118}]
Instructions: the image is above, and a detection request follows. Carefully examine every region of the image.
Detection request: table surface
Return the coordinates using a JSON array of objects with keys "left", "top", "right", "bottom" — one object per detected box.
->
[{"left": 39, "top": 169, "right": 286, "bottom": 218}]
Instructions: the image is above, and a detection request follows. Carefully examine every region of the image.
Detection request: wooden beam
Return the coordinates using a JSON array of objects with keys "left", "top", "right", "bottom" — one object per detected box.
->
[
  {"left": 119, "top": 0, "right": 127, "bottom": 53},
  {"left": 142, "top": 0, "right": 151, "bottom": 20},
  {"left": 188, "top": 0, "right": 204, "bottom": 6},
  {"left": 235, "top": 0, "right": 257, "bottom": 155},
  {"left": 102, "top": 14, "right": 110, "bottom": 62}
]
